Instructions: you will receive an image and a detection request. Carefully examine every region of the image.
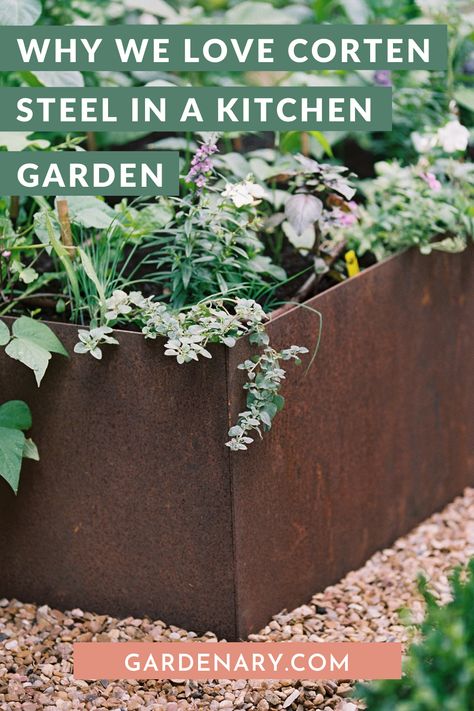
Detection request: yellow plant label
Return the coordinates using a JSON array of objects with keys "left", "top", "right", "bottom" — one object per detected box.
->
[{"left": 345, "top": 250, "right": 360, "bottom": 277}]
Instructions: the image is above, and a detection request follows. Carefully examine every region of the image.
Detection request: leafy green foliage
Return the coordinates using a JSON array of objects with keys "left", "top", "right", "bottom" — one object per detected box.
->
[
  {"left": 357, "top": 559, "right": 474, "bottom": 711},
  {"left": 142, "top": 188, "right": 286, "bottom": 310},
  {"left": 0, "top": 400, "right": 38, "bottom": 494},
  {"left": 346, "top": 160, "right": 474, "bottom": 260},
  {"left": 228, "top": 341, "right": 308, "bottom": 450},
  {"left": 0, "top": 317, "right": 68, "bottom": 386}
]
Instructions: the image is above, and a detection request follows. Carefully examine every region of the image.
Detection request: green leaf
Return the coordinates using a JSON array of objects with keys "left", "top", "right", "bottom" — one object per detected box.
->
[
  {"left": 125, "top": 0, "right": 179, "bottom": 20},
  {"left": 23, "top": 438, "right": 39, "bottom": 461},
  {"left": 5, "top": 337, "right": 52, "bottom": 387},
  {"left": 17, "top": 266, "right": 39, "bottom": 284},
  {"left": 273, "top": 394, "right": 285, "bottom": 411},
  {"left": 217, "top": 153, "right": 251, "bottom": 179},
  {"left": 0, "top": 320, "right": 10, "bottom": 346},
  {"left": 0, "top": 131, "right": 49, "bottom": 151},
  {"left": 45, "top": 213, "right": 81, "bottom": 311},
  {"left": 308, "top": 131, "right": 333, "bottom": 157},
  {"left": 60, "top": 196, "right": 116, "bottom": 229},
  {"left": 454, "top": 88, "right": 474, "bottom": 113},
  {"left": 33, "top": 210, "right": 59, "bottom": 253},
  {"left": 343, "top": 0, "right": 369, "bottom": 23},
  {"left": 181, "top": 263, "right": 193, "bottom": 289},
  {"left": 0, "top": 426, "right": 25, "bottom": 494},
  {"left": 260, "top": 410, "right": 272, "bottom": 428},
  {"left": 216, "top": 272, "right": 228, "bottom": 294},
  {"left": 33, "top": 71, "right": 85, "bottom": 88},
  {"left": 0, "top": 0, "right": 41, "bottom": 26},
  {"left": 19, "top": 70, "right": 43, "bottom": 87},
  {"left": 78, "top": 248, "right": 107, "bottom": 316},
  {"left": 225, "top": 1, "right": 299, "bottom": 24},
  {"left": 0, "top": 400, "right": 32, "bottom": 431},
  {"left": 12, "top": 316, "right": 68, "bottom": 357}
]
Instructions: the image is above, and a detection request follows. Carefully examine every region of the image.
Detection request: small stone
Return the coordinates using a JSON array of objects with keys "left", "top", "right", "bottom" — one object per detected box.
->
[
  {"left": 39, "top": 663, "right": 55, "bottom": 676},
  {"left": 283, "top": 689, "right": 300, "bottom": 708},
  {"left": 265, "top": 691, "right": 281, "bottom": 706}
]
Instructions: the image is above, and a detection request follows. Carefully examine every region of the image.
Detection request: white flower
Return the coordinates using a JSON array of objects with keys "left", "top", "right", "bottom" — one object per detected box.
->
[
  {"left": 234, "top": 298, "right": 266, "bottom": 324},
  {"left": 437, "top": 120, "right": 470, "bottom": 153},
  {"left": 105, "top": 290, "right": 132, "bottom": 321},
  {"left": 74, "top": 326, "right": 119, "bottom": 360},
  {"left": 411, "top": 131, "right": 437, "bottom": 154},
  {"left": 221, "top": 180, "right": 267, "bottom": 208}
]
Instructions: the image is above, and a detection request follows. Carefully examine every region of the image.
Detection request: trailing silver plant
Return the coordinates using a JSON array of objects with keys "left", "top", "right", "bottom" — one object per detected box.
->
[{"left": 74, "top": 291, "right": 308, "bottom": 451}]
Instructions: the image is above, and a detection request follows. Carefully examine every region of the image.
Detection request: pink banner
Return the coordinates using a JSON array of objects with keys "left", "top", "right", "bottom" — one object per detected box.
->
[{"left": 74, "top": 642, "right": 402, "bottom": 680}]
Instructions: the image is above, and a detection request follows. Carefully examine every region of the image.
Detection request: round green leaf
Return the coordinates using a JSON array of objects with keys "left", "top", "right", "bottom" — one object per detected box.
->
[
  {"left": 0, "top": 0, "right": 41, "bottom": 25},
  {"left": 0, "top": 400, "right": 32, "bottom": 431}
]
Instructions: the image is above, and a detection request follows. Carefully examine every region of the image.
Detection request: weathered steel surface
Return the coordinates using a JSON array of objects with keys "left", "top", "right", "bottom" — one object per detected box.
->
[
  {"left": 228, "top": 248, "right": 474, "bottom": 637},
  {"left": 0, "top": 248, "right": 472, "bottom": 639},
  {"left": 0, "top": 328, "right": 237, "bottom": 637}
]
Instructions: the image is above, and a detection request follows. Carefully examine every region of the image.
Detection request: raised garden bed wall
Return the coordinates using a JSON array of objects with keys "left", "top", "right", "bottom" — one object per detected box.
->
[{"left": 0, "top": 248, "right": 472, "bottom": 639}]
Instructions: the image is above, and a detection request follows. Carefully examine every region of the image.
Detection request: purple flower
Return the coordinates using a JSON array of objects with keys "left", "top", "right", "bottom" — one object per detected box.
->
[
  {"left": 186, "top": 141, "right": 219, "bottom": 189},
  {"left": 373, "top": 70, "right": 392, "bottom": 86}
]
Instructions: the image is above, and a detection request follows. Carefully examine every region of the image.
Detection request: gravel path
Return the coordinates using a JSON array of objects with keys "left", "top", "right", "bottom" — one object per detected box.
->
[{"left": 1, "top": 487, "right": 474, "bottom": 711}]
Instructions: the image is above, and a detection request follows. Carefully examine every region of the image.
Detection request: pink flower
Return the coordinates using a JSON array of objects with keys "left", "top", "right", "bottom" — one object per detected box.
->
[
  {"left": 338, "top": 212, "right": 357, "bottom": 226},
  {"left": 421, "top": 172, "right": 442, "bottom": 192},
  {"left": 185, "top": 141, "right": 219, "bottom": 188},
  {"left": 1, "top": 250, "right": 11, "bottom": 258},
  {"left": 334, "top": 201, "right": 358, "bottom": 227}
]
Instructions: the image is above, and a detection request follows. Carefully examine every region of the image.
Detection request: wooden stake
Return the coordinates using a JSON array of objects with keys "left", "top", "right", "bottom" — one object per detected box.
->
[
  {"left": 56, "top": 198, "right": 75, "bottom": 256},
  {"left": 9, "top": 196, "right": 19, "bottom": 225},
  {"left": 301, "top": 132, "right": 310, "bottom": 157},
  {"left": 86, "top": 131, "right": 97, "bottom": 151}
]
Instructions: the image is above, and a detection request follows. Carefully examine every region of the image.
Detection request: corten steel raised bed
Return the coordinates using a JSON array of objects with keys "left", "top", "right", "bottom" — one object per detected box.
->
[{"left": 0, "top": 247, "right": 472, "bottom": 639}]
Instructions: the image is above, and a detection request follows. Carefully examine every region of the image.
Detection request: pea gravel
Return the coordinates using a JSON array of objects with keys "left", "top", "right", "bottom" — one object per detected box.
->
[{"left": 1, "top": 487, "right": 473, "bottom": 711}]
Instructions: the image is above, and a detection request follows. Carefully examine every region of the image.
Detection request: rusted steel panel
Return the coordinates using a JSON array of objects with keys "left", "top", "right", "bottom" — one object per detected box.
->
[
  {"left": 228, "top": 248, "right": 474, "bottom": 638},
  {"left": 0, "top": 327, "right": 237, "bottom": 638},
  {"left": 0, "top": 248, "right": 472, "bottom": 639}
]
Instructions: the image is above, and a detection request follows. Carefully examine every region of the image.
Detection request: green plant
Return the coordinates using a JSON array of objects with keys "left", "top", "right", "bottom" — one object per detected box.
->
[
  {"left": 346, "top": 158, "right": 474, "bottom": 261},
  {"left": 227, "top": 340, "right": 308, "bottom": 450},
  {"left": 73, "top": 290, "right": 310, "bottom": 450},
  {"left": 357, "top": 558, "right": 474, "bottom": 711},
  {"left": 142, "top": 182, "right": 286, "bottom": 310},
  {"left": 0, "top": 315, "right": 68, "bottom": 386},
  {"left": 0, "top": 316, "right": 67, "bottom": 493},
  {"left": 0, "top": 400, "right": 38, "bottom": 494}
]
